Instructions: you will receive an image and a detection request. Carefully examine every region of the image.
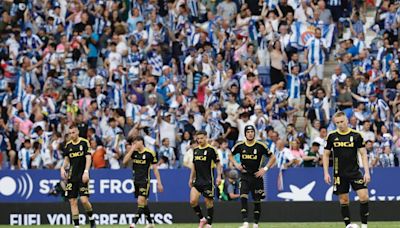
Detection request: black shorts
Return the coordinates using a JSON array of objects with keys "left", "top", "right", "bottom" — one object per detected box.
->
[
  {"left": 240, "top": 174, "right": 265, "bottom": 201},
  {"left": 193, "top": 182, "right": 214, "bottom": 199},
  {"left": 333, "top": 174, "right": 367, "bottom": 195},
  {"left": 65, "top": 181, "right": 89, "bottom": 199},
  {"left": 134, "top": 182, "right": 150, "bottom": 198}
]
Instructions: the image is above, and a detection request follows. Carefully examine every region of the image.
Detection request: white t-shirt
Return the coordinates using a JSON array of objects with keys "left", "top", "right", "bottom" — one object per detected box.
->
[
  {"left": 224, "top": 102, "right": 240, "bottom": 127},
  {"left": 360, "top": 130, "right": 376, "bottom": 142},
  {"left": 144, "top": 135, "right": 156, "bottom": 152},
  {"left": 237, "top": 119, "right": 256, "bottom": 142},
  {"left": 108, "top": 51, "right": 122, "bottom": 71},
  {"left": 313, "top": 136, "right": 327, "bottom": 155},
  {"left": 159, "top": 120, "right": 177, "bottom": 147}
]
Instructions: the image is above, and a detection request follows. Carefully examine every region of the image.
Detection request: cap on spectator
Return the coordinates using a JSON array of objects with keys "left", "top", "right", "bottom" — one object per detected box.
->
[
  {"left": 228, "top": 169, "right": 239, "bottom": 180},
  {"left": 188, "top": 46, "right": 196, "bottom": 52},
  {"left": 164, "top": 112, "right": 172, "bottom": 117}
]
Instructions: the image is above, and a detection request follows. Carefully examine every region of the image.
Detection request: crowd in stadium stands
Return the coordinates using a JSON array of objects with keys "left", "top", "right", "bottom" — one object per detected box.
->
[{"left": 1, "top": 0, "right": 400, "bottom": 173}]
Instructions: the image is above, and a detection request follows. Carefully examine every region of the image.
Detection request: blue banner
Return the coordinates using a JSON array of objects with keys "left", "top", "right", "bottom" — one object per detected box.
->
[
  {"left": 0, "top": 169, "right": 191, "bottom": 203},
  {"left": 0, "top": 168, "right": 399, "bottom": 202},
  {"left": 265, "top": 168, "right": 400, "bottom": 202}
]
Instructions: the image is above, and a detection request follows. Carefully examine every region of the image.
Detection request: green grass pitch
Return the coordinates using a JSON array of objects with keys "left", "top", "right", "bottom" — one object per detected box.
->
[{"left": 1, "top": 222, "right": 399, "bottom": 227}]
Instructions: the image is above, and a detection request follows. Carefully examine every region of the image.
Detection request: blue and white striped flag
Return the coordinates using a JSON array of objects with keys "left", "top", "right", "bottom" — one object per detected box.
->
[{"left": 290, "top": 22, "right": 335, "bottom": 49}]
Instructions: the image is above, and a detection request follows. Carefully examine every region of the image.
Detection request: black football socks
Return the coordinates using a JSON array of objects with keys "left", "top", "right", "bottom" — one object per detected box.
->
[{"left": 340, "top": 203, "right": 351, "bottom": 226}]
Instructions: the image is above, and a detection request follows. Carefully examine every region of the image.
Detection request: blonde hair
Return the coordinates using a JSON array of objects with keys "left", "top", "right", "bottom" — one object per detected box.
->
[{"left": 333, "top": 111, "right": 346, "bottom": 119}]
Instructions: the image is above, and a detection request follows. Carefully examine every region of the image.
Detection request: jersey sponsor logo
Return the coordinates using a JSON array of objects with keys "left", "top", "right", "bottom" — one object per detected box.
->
[
  {"left": 69, "top": 151, "right": 84, "bottom": 158},
  {"left": 194, "top": 156, "right": 207, "bottom": 161},
  {"left": 354, "top": 179, "right": 364, "bottom": 184},
  {"left": 133, "top": 159, "right": 146, "bottom": 165},
  {"left": 242, "top": 154, "right": 258, "bottom": 160},
  {"left": 333, "top": 142, "right": 354, "bottom": 147}
]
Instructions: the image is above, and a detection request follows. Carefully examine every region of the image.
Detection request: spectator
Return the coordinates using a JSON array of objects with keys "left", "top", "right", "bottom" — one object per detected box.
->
[
  {"left": 379, "top": 146, "right": 395, "bottom": 168},
  {"left": 288, "top": 140, "right": 304, "bottom": 167},
  {"left": 18, "top": 139, "right": 33, "bottom": 170},
  {"left": 0, "top": 0, "right": 398, "bottom": 171},
  {"left": 219, "top": 169, "right": 240, "bottom": 201},
  {"left": 91, "top": 139, "right": 107, "bottom": 169},
  {"left": 365, "top": 140, "right": 379, "bottom": 168},
  {"left": 216, "top": 138, "right": 232, "bottom": 170},
  {"left": 303, "top": 142, "right": 321, "bottom": 167},
  {"left": 275, "top": 139, "right": 295, "bottom": 169},
  {"left": 159, "top": 138, "right": 176, "bottom": 169}
]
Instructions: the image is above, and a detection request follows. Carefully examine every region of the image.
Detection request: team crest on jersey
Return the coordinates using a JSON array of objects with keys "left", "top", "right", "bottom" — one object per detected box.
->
[
  {"left": 334, "top": 138, "right": 339, "bottom": 141},
  {"left": 350, "top": 136, "right": 353, "bottom": 142},
  {"left": 204, "top": 150, "right": 207, "bottom": 155},
  {"left": 254, "top": 149, "right": 257, "bottom": 154},
  {"left": 242, "top": 150, "right": 246, "bottom": 153},
  {"left": 142, "top": 154, "right": 146, "bottom": 160},
  {"left": 80, "top": 145, "right": 83, "bottom": 151}
]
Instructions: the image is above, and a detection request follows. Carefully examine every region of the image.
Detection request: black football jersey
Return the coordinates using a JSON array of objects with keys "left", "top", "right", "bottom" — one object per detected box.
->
[
  {"left": 232, "top": 140, "right": 272, "bottom": 174},
  {"left": 193, "top": 144, "right": 220, "bottom": 184},
  {"left": 64, "top": 137, "right": 91, "bottom": 182},
  {"left": 130, "top": 148, "right": 158, "bottom": 183},
  {"left": 324, "top": 129, "right": 365, "bottom": 177}
]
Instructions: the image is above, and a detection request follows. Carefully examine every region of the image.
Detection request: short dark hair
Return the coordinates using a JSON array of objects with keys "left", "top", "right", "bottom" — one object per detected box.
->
[
  {"left": 69, "top": 124, "right": 78, "bottom": 129},
  {"left": 133, "top": 136, "right": 144, "bottom": 143}
]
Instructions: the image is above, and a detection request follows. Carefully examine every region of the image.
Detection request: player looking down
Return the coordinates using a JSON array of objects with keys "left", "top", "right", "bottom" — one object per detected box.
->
[
  {"left": 61, "top": 125, "right": 96, "bottom": 228},
  {"left": 229, "top": 125, "right": 276, "bottom": 228},
  {"left": 189, "top": 130, "right": 222, "bottom": 228},
  {"left": 324, "top": 111, "right": 370, "bottom": 228},
  {"left": 123, "top": 136, "right": 164, "bottom": 228}
]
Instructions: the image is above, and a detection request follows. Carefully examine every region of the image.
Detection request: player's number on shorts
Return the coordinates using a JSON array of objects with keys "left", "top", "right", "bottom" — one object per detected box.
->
[
  {"left": 334, "top": 177, "right": 340, "bottom": 185},
  {"left": 66, "top": 183, "right": 72, "bottom": 191}
]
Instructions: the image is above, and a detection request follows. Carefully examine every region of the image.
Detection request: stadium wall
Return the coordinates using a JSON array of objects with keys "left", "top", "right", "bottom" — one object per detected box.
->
[{"left": 1, "top": 202, "right": 400, "bottom": 225}]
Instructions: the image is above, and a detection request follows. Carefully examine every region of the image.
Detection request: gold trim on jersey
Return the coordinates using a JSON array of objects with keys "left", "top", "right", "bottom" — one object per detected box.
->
[
  {"left": 232, "top": 141, "right": 244, "bottom": 150},
  {"left": 198, "top": 144, "right": 209, "bottom": 149},
  {"left": 334, "top": 157, "right": 338, "bottom": 175},
  {"left": 258, "top": 141, "right": 269, "bottom": 149},
  {"left": 67, "top": 138, "right": 81, "bottom": 145},
  {"left": 244, "top": 140, "right": 256, "bottom": 147},
  {"left": 336, "top": 128, "right": 351, "bottom": 135}
]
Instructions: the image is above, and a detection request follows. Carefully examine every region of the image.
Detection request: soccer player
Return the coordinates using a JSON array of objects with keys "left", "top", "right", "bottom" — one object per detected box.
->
[
  {"left": 229, "top": 125, "right": 276, "bottom": 228},
  {"left": 324, "top": 111, "right": 371, "bottom": 228},
  {"left": 61, "top": 125, "right": 96, "bottom": 228},
  {"left": 189, "top": 130, "right": 222, "bottom": 228},
  {"left": 123, "top": 136, "right": 164, "bottom": 228}
]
